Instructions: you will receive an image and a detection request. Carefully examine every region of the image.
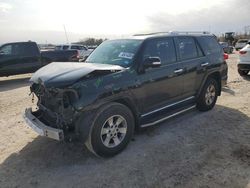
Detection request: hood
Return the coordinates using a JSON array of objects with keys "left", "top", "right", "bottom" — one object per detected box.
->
[{"left": 30, "top": 62, "right": 125, "bottom": 88}]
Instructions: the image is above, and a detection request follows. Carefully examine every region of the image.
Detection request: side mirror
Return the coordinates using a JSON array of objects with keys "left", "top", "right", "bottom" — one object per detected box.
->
[{"left": 143, "top": 57, "right": 161, "bottom": 69}]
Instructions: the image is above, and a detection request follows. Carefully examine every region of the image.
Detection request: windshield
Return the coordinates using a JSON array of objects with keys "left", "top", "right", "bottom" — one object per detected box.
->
[{"left": 86, "top": 39, "right": 142, "bottom": 67}]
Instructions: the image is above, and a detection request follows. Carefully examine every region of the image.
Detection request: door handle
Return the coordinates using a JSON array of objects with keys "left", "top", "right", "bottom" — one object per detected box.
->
[
  {"left": 174, "top": 69, "right": 184, "bottom": 74},
  {"left": 201, "top": 62, "right": 209, "bottom": 67}
]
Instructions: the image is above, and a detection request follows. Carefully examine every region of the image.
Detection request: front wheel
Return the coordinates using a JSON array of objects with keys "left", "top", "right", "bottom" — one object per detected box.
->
[
  {"left": 196, "top": 78, "right": 219, "bottom": 111},
  {"left": 85, "top": 103, "right": 135, "bottom": 157},
  {"left": 238, "top": 69, "right": 249, "bottom": 76}
]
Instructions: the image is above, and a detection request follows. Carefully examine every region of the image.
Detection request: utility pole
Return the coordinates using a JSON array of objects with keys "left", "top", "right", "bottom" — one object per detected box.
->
[{"left": 63, "top": 24, "right": 69, "bottom": 44}]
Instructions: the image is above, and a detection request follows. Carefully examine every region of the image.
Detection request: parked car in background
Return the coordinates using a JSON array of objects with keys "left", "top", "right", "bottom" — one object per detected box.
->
[
  {"left": 235, "top": 39, "right": 250, "bottom": 51},
  {"left": 55, "top": 44, "right": 88, "bottom": 51},
  {"left": 24, "top": 31, "right": 228, "bottom": 157},
  {"left": 219, "top": 42, "right": 234, "bottom": 54},
  {"left": 55, "top": 44, "right": 92, "bottom": 60},
  {"left": 238, "top": 42, "right": 250, "bottom": 76},
  {"left": 0, "top": 41, "right": 79, "bottom": 76}
]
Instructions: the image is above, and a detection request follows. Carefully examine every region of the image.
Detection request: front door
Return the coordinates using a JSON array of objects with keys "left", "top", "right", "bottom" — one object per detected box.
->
[{"left": 134, "top": 37, "right": 185, "bottom": 114}]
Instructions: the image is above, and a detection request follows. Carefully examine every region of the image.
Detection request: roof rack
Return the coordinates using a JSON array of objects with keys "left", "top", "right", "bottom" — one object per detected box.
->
[{"left": 133, "top": 31, "right": 210, "bottom": 36}]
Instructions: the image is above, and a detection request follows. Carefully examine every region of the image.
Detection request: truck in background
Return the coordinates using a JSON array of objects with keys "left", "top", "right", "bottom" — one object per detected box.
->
[{"left": 0, "top": 41, "right": 79, "bottom": 76}]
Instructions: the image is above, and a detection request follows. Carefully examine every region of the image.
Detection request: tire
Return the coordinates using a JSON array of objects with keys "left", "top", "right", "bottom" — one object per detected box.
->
[
  {"left": 238, "top": 69, "right": 249, "bottom": 76},
  {"left": 85, "top": 102, "right": 135, "bottom": 157},
  {"left": 196, "top": 78, "right": 219, "bottom": 111}
]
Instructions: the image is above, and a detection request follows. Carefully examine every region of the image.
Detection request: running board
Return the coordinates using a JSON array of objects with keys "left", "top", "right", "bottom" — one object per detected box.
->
[{"left": 140, "top": 105, "right": 196, "bottom": 128}]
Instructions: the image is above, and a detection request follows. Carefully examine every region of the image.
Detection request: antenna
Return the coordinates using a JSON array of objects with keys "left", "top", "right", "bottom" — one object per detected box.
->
[{"left": 63, "top": 24, "right": 69, "bottom": 44}]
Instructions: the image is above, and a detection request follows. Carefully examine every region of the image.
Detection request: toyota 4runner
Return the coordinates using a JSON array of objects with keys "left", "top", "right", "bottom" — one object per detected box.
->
[{"left": 24, "top": 31, "right": 228, "bottom": 157}]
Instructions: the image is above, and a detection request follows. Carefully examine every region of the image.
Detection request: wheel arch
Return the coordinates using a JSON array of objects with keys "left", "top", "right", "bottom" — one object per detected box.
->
[
  {"left": 113, "top": 97, "right": 140, "bottom": 129},
  {"left": 74, "top": 96, "right": 139, "bottom": 143},
  {"left": 198, "top": 71, "right": 222, "bottom": 97}
]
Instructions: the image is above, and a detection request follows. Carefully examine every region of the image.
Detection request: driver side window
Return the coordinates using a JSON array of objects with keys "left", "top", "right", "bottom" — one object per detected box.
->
[{"left": 0, "top": 44, "right": 12, "bottom": 55}]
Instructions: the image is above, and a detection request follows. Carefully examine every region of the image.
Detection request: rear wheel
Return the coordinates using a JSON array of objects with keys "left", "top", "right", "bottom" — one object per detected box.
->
[
  {"left": 197, "top": 78, "right": 219, "bottom": 111},
  {"left": 85, "top": 103, "right": 134, "bottom": 157},
  {"left": 238, "top": 69, "right": 249, "bottom": 76}
]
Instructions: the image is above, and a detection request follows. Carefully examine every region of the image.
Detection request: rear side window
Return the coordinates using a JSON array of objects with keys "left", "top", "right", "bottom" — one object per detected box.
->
[
  {"left": 197, "top": 36, "right": 221, "bottom": 55},
  {"left": 176, "top": 37, "right": 198, "bottom": 60},
  {"left": 62, "top": 45, "right": 69, "bottom": 50},
  {"left": 71, "top": 45, "right": 80, "bottom": 50},
  {"left": 55, "top": 46, "right": 62, "bottom": 50},
  {"left": 71, "top": 45, "right": 86, "bottom": 50},
  {"left": 21, "top": 43, "right": 39, "bottom": 56},
  {"left": 143, "top": 38, "right": 176, "bottom": 65}
]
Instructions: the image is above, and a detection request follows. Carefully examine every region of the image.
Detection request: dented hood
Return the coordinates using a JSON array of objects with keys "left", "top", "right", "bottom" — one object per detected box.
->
[{"left": 30, "top": 62, "right": 125, "bottom": 88}]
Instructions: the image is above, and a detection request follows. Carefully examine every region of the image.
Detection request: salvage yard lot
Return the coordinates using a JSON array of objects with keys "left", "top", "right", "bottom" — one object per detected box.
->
[{"left": 0, "top": 53, "right": 250, "bottom": 188}]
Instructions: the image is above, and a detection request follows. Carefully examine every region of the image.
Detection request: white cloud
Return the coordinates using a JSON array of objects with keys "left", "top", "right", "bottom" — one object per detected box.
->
[
  {"left": 0, "top": 2, "right": 12, "bottom": 13},
  {"left": 0, "top": 0, "right": 249, "bottom": 43}
]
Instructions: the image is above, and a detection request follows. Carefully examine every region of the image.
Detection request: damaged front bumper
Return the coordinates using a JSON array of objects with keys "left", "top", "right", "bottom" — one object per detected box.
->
[{"left": 23, "top": 108, "right": 64, "bottom": 141}]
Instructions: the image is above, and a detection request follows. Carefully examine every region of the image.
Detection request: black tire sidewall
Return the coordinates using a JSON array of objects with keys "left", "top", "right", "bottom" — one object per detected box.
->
[
  {"left": 197, "top": 78, "right": 219, "bottom": 111},
  {"left": 90, "top": 103, "right": 134, "bottom": 157},
  {"left": 238, "top": 69, "right": 249, "bottom": 76}
]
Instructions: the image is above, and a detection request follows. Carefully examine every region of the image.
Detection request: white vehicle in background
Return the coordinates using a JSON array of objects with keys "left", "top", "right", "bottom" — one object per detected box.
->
[
  {"left": 238, "top": 42, "right": 250, "bottom": 76},
  {"left": 235, "top": 39, "right": 250, "bottom": 51},
  {"left": 55, "top": 44, "right": 92, "bottom": 60},
  {"left": 55, "top": 44, "right": 87, "bottom": 51}
]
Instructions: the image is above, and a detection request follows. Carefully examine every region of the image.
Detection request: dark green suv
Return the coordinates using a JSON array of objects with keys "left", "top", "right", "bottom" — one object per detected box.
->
[{"left": 24, "top": 31, "right": 228, "bottom": 157}]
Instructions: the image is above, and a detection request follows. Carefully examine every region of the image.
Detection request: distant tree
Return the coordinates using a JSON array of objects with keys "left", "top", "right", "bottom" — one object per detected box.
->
[{"left": 76, "top": 38, "right": 107, "bottom": 46}]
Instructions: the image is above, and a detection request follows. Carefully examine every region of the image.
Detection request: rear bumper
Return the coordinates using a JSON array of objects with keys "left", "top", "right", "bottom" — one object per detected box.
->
[{"left": 23, "top": 108, "right": 64, "bottom": 141}]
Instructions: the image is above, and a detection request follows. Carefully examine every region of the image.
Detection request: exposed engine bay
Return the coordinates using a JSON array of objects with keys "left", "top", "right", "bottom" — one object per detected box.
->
[{"left": 30, "top": 83, "right": 78, "bottom": 132}]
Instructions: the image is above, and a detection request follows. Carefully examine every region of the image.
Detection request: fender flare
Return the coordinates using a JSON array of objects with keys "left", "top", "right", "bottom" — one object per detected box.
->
[
  {"left": 197, "top": 70, "right": 222, "bottom": 98},
  {"left": 74, "top": 93, "right": 139, "bottom": 143}
]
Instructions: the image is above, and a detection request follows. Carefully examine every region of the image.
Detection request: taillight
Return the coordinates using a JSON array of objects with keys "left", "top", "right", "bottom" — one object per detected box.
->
[
  {"left": 239, "top": 51, "right": 247, "bottom": 55},
  {"left": 224, "top": 53, "right": 229, "bottom": 60}
]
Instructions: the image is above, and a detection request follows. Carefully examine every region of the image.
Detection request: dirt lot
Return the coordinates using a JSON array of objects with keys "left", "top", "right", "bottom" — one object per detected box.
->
[{"left": 0, "top": 53, "right": 250, "bottom": 188}]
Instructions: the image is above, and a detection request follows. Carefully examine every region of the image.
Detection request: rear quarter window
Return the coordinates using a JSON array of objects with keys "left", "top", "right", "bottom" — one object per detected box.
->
[{"left": 197, "top": 36, "right": 222, "bottom": 55}]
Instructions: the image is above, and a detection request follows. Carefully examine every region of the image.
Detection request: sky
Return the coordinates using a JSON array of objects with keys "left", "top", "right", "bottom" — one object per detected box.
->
[{"left": 0, "top": 0, "right": 249, "bottom": 44}]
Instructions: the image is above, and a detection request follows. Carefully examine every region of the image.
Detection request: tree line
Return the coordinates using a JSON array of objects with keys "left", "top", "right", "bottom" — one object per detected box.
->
[{"left": 74, "top": 38, "right": 108, "bottom": 46}]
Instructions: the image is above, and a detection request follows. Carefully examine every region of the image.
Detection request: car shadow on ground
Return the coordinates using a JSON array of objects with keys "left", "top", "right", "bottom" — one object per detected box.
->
[
  {"left": 0, "top": 76, "right": 31, "bottom": 92},
  {"left": 0, "top": 105, "right": 250, "bottom": 188}
]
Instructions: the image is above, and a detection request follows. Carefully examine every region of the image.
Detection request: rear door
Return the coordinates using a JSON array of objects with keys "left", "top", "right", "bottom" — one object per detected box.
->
[{"left": 174, "top": 36, "right": 208, "bottom": 97}]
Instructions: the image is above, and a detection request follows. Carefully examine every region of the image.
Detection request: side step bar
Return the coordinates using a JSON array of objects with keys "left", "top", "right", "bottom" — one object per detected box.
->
[{"left": 140, "top": 105, "right": 196, "bottom": 128}]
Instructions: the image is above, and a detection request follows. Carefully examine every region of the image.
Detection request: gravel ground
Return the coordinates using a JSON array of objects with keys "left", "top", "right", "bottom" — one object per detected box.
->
[{"left": 0, "top": 52, "right": 250, "bottom": 188}]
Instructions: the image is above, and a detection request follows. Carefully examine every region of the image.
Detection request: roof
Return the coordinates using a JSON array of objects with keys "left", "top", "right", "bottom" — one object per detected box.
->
[{"left": 131, "top": 31, "right": 213, "bottom": 40}]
